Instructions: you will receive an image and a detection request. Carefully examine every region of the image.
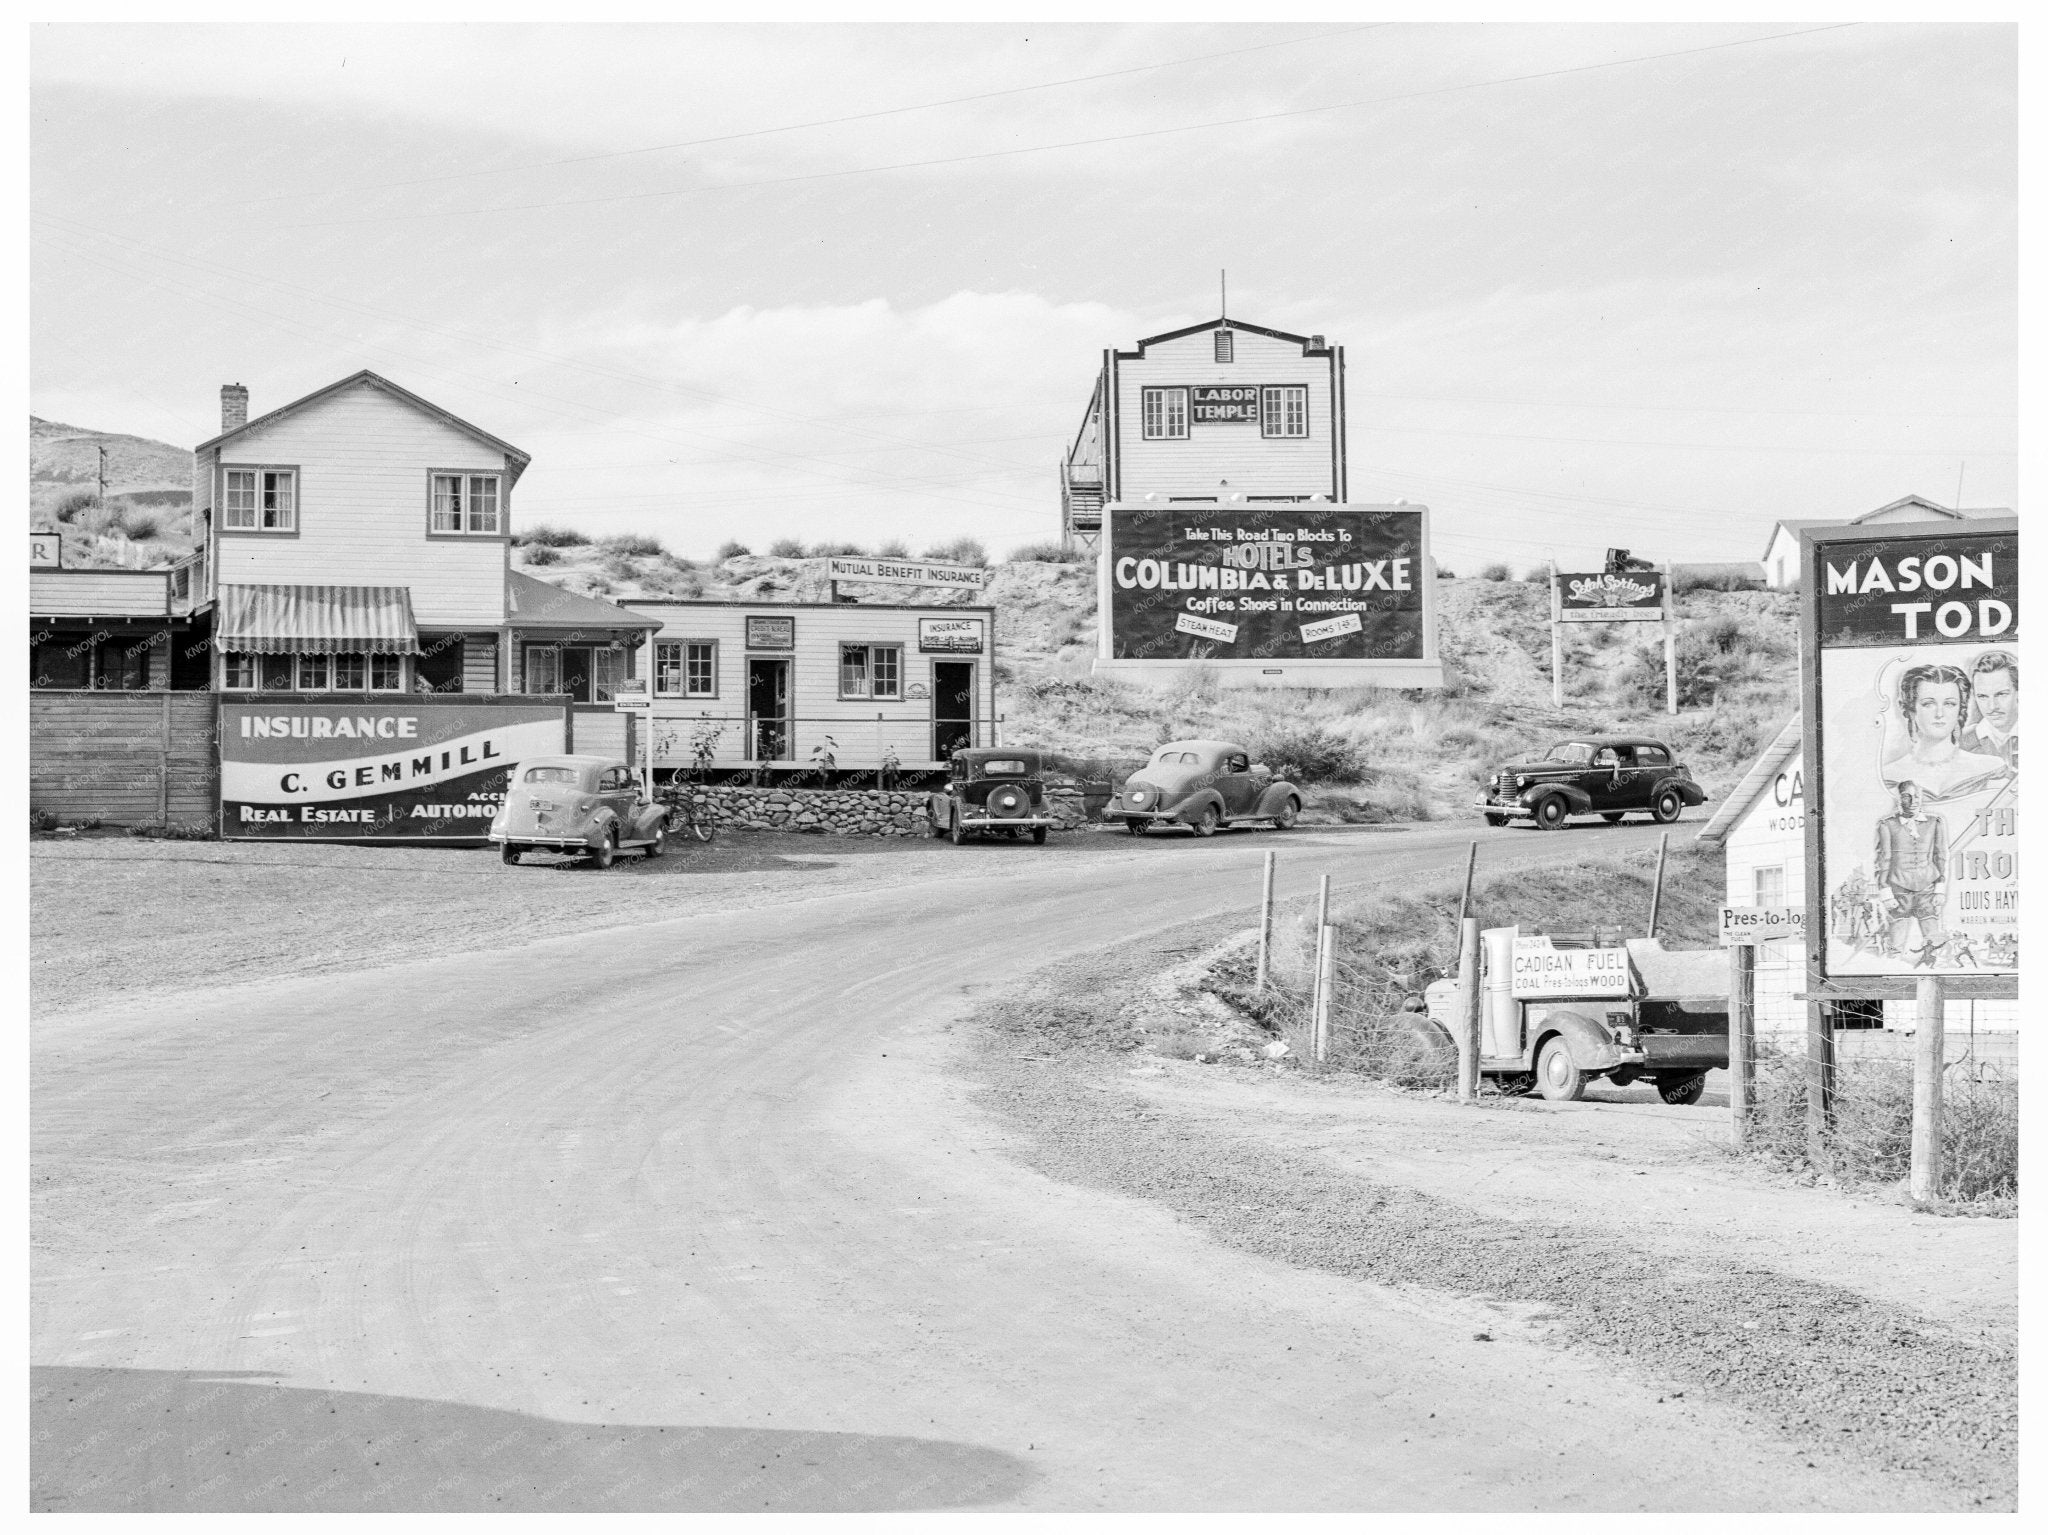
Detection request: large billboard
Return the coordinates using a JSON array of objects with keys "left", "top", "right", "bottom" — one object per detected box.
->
[
  {"left": 1806, "top": 523, "right": 2018, "bottom": 978},
  {"left": 220, "top": 696, "right": 569, "bottom": 840},
  {"left": 1099, "top": 504, "right": 1437, "bottom": 682}
]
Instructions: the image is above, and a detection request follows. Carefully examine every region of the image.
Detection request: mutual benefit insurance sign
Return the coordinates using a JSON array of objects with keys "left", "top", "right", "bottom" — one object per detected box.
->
[
  {"left": 219, "top": 698, "right": 567, "bottom": 840},
  {"left": 1107, "top": 505, "right": 1427, "bottom": 661},
  {"left": 1812, "top": 526, "right": 2017, "bottom": 978}
]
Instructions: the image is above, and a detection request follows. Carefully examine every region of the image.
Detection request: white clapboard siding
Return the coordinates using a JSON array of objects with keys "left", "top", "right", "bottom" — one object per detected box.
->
[
  {"left": 202, "top": 380, "right": 509, "bottom": 628},
  {"left": 31, "top": 570, "right": 171, "bottom": 617},
  {"left": 626, "top": 602, "right": 997, "bottom": 768},
  {"left": 1114, "top": 329, "right": 1339, "bottom": 500}
]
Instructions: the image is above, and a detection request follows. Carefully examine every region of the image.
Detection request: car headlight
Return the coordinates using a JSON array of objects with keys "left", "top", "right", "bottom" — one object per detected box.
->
[{"left": 1515, "top": 775, "right": 1529, "bottom": 790}]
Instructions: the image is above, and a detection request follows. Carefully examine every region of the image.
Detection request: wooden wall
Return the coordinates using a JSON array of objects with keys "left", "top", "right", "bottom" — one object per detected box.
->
[{"left": 31, "top": 692, "right": 218, "bottom": 826}]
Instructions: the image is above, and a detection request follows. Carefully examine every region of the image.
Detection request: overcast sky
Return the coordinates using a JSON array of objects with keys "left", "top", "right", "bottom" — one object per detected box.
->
[{"left": 31, "top": 21, "right": 2016, "bottom": 569}]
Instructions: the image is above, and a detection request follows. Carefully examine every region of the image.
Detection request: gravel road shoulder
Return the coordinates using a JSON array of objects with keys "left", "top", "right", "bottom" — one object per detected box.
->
[{"left": 959, "top": 929, "right": 2017, "bottom": 1510}]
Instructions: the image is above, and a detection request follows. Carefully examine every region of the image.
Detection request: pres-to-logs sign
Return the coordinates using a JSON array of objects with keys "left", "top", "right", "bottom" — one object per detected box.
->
[{"left": 1106, "top": 504, "right": 1429, "bottom": 662}]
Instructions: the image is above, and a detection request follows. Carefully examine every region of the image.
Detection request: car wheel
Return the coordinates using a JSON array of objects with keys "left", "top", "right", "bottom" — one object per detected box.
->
[
  {"left": 500, "top": 843, "right": 524, "bottom": 866},
  {"left": 1272, "top": 797, "right": 1299, "bottom": 829},
  {"left": 1655, "top": 1071, "right": 1707, "bottom": 1106},
  {"left": 1533, "top": 795, "right": 1570, "bottom": 831},
  {"left": 1032, "top": 825, "right": 1048, "bottom": 845},
  {"left": 1483, "top": 812, "right": 1508, "bottom": 828},
  {"left": 1190, "top": 804, "right": 1220, "bottom": 837},
  {"left": 644, "top": 821, "right": 666, "bottom": 858},
  {"left": 1601, "top": 812, "right": 1625, "bottom": 824},
  {"left": 591, "top": 827, "right": 617, "bottom": 870},
  {"left": 1125, "top": 818, "right": 1147, "bottom": 836},
  {"left": 1535, "top": 1036, "right": 1586, "bottom": 1101},
  {"left": 1651, "top": 788, "right": 1683, "bottom": 824},
  {"left": 949, "top": 810, "right": 968, "bottom": 846}
]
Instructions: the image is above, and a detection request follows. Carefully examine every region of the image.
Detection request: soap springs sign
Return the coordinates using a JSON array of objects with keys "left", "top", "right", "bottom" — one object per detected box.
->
[
  {"left": 220, "top": 698, "right": 569, "bottom": 840},
  {"left": 1805, "top": 522, "right": 2018, "bottom": 978},
  {"left": 1103, "top": 505, "right": 1431, "bottom": 664}
]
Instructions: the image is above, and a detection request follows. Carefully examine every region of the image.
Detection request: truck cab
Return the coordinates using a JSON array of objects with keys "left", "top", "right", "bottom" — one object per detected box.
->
[{"left": 1424, "top": 927, "right": 1728, "bottom": 1104}]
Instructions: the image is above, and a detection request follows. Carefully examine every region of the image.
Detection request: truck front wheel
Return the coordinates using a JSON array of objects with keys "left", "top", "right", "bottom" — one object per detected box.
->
[
  {"left": 1535, "top": 1037, "right": 1586, "bottom": 1102},
  {"left": 1655, "top": 1071, "right": 1707, "bottom": 1106}
]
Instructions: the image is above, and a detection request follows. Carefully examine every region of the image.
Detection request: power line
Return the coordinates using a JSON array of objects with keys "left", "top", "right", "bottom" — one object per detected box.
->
[
  {"left": 220, "top": 26, "right": 1386, "bottom": 206},
  {"left": 266, "top": 24, "right": 1857, "bottom": 229}
]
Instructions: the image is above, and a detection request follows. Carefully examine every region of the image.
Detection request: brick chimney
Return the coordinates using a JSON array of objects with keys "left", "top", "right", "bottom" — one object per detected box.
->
[{"left": 221, "top": 383, "right": 249, "bottom": 433}]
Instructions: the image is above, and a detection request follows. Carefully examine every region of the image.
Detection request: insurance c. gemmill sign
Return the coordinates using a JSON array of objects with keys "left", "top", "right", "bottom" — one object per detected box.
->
[{"left": 219, "top": 696, "right": 569, "bottom": 840}]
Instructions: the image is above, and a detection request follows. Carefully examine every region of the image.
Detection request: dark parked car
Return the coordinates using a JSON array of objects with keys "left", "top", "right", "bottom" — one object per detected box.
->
[
  {"left": 1477, "top": 737, "right": 1706, "bottom": 830},
  {"left": 1104, "top": 739, "right": 1302, "bottom": 837},
  {"left": 927, "top": 748, "right": 1057, "bottom": 845}
]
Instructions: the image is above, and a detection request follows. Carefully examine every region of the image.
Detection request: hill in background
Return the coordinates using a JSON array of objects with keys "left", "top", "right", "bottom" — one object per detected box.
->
[{"left": 30, "top": 416, "right": 197, "bottom": 570}]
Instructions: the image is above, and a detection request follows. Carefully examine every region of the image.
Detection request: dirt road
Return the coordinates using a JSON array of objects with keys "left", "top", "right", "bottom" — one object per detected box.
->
[{"left": 31, "top": 823, "right": 2002, "bottom": 1510}]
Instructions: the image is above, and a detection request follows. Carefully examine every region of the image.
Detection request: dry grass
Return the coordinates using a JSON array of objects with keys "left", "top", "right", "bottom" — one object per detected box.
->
[{"left": 1739, "top": 1046, "right": 2018, "bottom": 1208}]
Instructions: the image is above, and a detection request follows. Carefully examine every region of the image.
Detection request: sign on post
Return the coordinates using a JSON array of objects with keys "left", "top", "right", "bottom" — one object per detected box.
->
[
  {"left": 1555, "top": 570, "right": 1666, "bottom": 622},
  {"left": 1510, "top": 935, "right": 1633, "bottom": 999},
  {"left": 1805, "top": 523, "right": 2019, "bottom": 980},
  {"left": 1718, "top": 906, "right": 1807, "bottom": 944},
  {"left": 30, "top": 532, "right": 62, "bottom": 568}
]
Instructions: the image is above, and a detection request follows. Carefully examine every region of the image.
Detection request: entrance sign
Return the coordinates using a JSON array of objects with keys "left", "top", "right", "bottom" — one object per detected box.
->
[
  {"left": 30, "top": 532, "right": 61, "bottom": 568},
  {"left": 1719, "top": 906, "right": 1807, "bottom": 944},
  {"left": 1510, "top": 935, "right": 1634, "bottom": 998},
  {"left": 826, "top": 556, "right": 988, "bottom": 590},
  {"left": 1102, "top": 503, "right": 1433, "bottom": 666},
  {"left": 1804, "top": 522, "right": 2018, "bottom": 980},
  {"left": 917, "top": 616, "right": 985, "bottom": 654},
  {"left": 745, "top": 615, "right": 795, "bottom": 650},
  {"left": 1556, "top": 570, "right": 1665, "bottom": 622},
  {"left": 220, "top": 697, "right": 569, "bottom": 840},
  {"left": 611, "top": 677, "right": 651, "bottom": 712}
]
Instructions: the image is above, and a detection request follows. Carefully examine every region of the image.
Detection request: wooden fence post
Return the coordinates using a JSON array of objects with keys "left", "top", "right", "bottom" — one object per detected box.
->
[
  {"left": 1646, "top": 831, "right": 1669, "bottom": 938},
  {"left": 1255, "top": 850, "right": 1276, "bottom": 994},
  {"left": 1456, "top": 840, "right": 1478, "bottom": 928},
  {"left": 1308, "top": 874, "right": 1332, "bottom": 1059},
  {"left": 1313, "top": 923, "right": 1336, "bottom": 1068},
  {"left": 1456, "top": 917, "right": 1481, "bottom": 1102},
  {"left": 1910, "top": 976, "right": 1945, "bottom": 1203},
  {"left": 1805, "top": 996, "right": 1835, "bottom": 1165},
  {"left": 1662, "top": 560, "right": 1678, "bottom": 716},
  {"left": 1728, "top": 943, "right": 1756, "bottom": 1148}
]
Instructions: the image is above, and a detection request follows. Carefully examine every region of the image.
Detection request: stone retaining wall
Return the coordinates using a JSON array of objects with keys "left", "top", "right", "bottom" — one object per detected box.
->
[{"left": 676, "top": 781, "right": 1097, "bottom": 837}]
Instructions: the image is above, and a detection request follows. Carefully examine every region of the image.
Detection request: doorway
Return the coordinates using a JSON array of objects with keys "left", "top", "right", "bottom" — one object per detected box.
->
[
  {"left": 932, "top": 661, "right": 975, "bottom": 760},
  {"left": 748, "top": 658, "right": 791, "bottom": 760}
]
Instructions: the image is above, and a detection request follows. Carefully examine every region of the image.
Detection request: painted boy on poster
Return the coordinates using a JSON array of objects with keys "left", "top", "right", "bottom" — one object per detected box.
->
[{"left": 1810, "top": 523, "right": 2018, "bottom": 977}]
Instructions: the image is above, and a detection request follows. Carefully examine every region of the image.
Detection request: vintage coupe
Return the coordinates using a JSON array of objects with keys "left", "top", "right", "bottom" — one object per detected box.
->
[
  {"left": 490, "top": 754, "right": 670, "bottom": 867},
  {"left": 1477, "top": 736, "right": 1706, "bottom": 830},
  {"left": 927, "top": 748, "right": 1058, "bottom": 845},
  {"left": 1105, "top": 739, "right": 1302, "bottom": 837}
]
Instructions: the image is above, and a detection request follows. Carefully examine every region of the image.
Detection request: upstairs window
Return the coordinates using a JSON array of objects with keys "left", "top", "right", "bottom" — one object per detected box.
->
[
  {"left": 1260, "top": 386, "right": 1308, "bottom": 438},
  {"left": 430, "top": 472, "right": 502, "bottom": 535},
  {"left": 223, "top": 467, "right": 296, "bottom": 531},
  {"left": 1754, "top": 865, "right": 1786, "bottom": 907},
  {"left": 1141, "top": 387, "right": 1188, "bottom": 440},
  {"left": 1214, "top": 329, "right": 1234, "bottom": 363}
]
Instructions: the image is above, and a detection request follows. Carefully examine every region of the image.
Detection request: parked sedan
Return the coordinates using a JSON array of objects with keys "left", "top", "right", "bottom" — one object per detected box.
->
[
  {"left": 1105, "top": 739, "right": 1301, "bottom": 837},
  {"left": 927, "top": 748, "right": 1057, "bottom": 845},
  {"left": 1477, "top": 737, "right": 1706, "bottom": 830},
  {"left": 490, "top": 755, "right": 669, "bottom": 867}
]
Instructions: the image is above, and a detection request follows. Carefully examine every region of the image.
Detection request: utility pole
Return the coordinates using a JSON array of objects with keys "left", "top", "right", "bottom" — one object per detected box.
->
[
  {"left": 1220, "top": 269, "right": 1227, "bottom": 320},
  {"left": 1548, "top": 560, "right": 1563, "bottom": 708},
  {"left": 1662, "top": 561, "right": 1678, "bottom": 716},
  {"left": 96, "top": 445, "right": 108, "bottom": 508}
]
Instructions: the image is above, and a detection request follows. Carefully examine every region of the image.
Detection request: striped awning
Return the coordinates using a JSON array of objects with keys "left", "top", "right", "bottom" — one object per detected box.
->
[{"left": 214, "top": 583, "right": 420, "bottom": 655}]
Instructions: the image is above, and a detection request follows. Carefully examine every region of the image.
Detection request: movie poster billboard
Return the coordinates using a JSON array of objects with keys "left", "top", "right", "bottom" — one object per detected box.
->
[
  {"left": 1808, "top": 524, "right": 2018, "bottom": 978},
  {"left": 1104, "top": 504, "right": 1430, "bottom": 663},
  {"left": 220, "top": 697, "right": 569, "bottom": 840}
]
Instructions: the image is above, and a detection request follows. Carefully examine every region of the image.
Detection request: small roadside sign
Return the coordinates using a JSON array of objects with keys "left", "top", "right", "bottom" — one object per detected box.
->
[
  {"left": 611, "top": 678, "right": 652, "bottom": 712},
  {"left": 1719, "top": 905, "right": 1805, "bottom": 944}
]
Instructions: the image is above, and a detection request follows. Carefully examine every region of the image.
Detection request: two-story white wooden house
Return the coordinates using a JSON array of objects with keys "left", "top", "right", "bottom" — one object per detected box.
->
[
  {"left": 194, "top": 371, "right": 655, "bottom": 698},
  {"left": 1061, "top": 317, "right": 1348, "bottom": 550}
]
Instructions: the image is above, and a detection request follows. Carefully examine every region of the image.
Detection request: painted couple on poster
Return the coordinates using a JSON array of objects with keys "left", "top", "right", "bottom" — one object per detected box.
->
[{"left": 1814, "top": 525, "right": 2018, "bottom": 977}]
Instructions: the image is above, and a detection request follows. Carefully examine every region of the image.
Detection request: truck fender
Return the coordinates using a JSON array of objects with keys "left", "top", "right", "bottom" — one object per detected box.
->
[
  {"left": 1254, "top": 781, "right": 1302, "bottom": 818},
  {"left": 1530, "top": 1010, "right": 1625, "bottom": 1074},
  {"left": 1523, "top": 782, "right": 1592, "bottom": 814},
  {"left": 1174, "top": 789, "right": 1226, "bottom": 825}
]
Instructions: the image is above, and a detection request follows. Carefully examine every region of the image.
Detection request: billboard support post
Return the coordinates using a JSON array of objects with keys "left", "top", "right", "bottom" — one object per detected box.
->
[
  {"left": 1910, "top": 976, "right": 1945, "bottom": 1203},
  {"left": 1455, "top": 917, "right": 1481, "bottom": 1103},
  {"left": 1647, "top": 831, "right": 1669, "bottom": 938},
  {"left": 1549, "top": 561, "right": 1562, "bottom": 708},
  {"left": 1662, "top": 561, "right": 1678, "bottom": 716}
]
